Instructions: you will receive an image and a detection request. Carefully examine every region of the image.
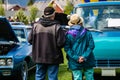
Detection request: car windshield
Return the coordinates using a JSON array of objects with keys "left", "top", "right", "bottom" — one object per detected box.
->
[
  {"left": 75, "top": 5, "right": 120, "bottom": 30},
  {"left": 10, "top": 22, "right": 24, "bottom": 25},
  {"left": 13, "top": 29, "right": 26, "bottom": 42}
]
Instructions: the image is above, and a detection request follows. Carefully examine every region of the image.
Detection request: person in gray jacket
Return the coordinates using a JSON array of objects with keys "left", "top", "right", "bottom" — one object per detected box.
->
[{"left": 28, "top": 7, "right": 65, "bottom": 80}]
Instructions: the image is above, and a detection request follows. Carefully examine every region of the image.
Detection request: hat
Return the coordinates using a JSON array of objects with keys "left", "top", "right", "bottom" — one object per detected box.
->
[
  {"left": 68, "top": 14, "right": 83, "bottom": 26},
  {"left": 44, "top": 7, "right": 55, "bottom": 17}
]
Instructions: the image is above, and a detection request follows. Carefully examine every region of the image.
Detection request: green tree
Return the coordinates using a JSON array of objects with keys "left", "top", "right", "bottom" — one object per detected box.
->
[
  {"left": 0, "top": 1, "right": 5, "bottom": 16},
  {"left": 64, "top": 0, "right": 74, "bottom": 15},
  {"left": 27, "top": 0, "right": 34, "bottom": 6},
  {"left": 29, "top": 6, "right": 38, "bottom": 23},
  {"left": 48, "top": 1, "right": 54, "bottom": 7},
  {"left": 15, "top": 9, "right": 28, "bottom": 24}
]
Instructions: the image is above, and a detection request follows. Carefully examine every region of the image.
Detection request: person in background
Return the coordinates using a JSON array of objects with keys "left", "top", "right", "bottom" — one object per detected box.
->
[
  {"left": 28, "top": 7, "right": 65, "bottom": 80},
  {"left": 14, "top": 16, "right": 20, "bottom": 22},
  {"left": 64, "top": 14, "right": 95, "bottom": 80},
  {"left": 7, "top": 16, "right": 14, "bottom": 22},
  {"left": 41, "top": 12, "right": 69, "bottom": 25}
]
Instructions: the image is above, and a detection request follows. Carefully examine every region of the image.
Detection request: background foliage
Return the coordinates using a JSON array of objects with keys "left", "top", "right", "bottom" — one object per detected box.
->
[
  {"left": 64, "top": 0, "right": 74, "bottom": 15},
  {"left": 29, "top": 6, "right": 39, "bottom": 23},
  {"left": 15, "top": 9, "right": 28, "bottom": 24},
  {"left": 27, "top": 0, "right": 35, "bottom": 6},
  {"left": 0, "top": 1, "right": 5, "bottom": 16}
]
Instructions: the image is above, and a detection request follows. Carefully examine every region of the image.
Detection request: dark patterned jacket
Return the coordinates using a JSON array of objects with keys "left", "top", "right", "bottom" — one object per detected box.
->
[{"left": 28, "top": 18, "right": 66, "bottom": 64}]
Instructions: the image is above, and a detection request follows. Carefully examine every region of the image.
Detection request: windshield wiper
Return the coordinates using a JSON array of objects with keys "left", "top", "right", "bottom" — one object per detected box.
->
[
  {"left": 104, "top": 27, "right": 120, "bottom": 29},
  {"left": 89, "top": 28, "right": 103, "bottom": 33}
]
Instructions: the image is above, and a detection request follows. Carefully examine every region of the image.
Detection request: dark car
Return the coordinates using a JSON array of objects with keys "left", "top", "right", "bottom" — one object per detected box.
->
[{"left": 0, "top": 16, "right": 34, "bottom": 80}]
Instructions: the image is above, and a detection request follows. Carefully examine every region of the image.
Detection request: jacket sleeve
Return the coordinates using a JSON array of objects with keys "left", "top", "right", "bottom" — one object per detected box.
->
[
  {"left": 27, "top": 29, "right": 33, "bottom": 44},
  {"left": 28, "top": 24, "right": 36, "bottom": 44},
  {"left": 28, "top": 23, "right": 38, "bottom": 44},
  {"left": 82, "top": 31, "right": 95, "bottom": 60},
  {"left": 56, "top": 26, "right": 66, "bottom": 48}
]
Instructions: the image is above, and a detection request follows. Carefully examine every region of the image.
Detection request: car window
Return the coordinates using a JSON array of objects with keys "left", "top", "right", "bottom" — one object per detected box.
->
[
  {"left": 13, "top": 29, "right": 26, "bottom": 42},
  {"left": 76, "top": 5, "right": 120, "bottom": 30}
]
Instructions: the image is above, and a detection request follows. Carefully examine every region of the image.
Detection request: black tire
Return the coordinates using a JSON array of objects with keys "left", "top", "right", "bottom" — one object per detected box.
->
[{"left": 18, "top": 61, "right": 28, "bottom": 80}]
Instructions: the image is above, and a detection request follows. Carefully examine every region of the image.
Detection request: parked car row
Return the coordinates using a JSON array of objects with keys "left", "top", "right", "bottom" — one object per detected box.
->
[{"left": 0, "top": 16, "right": 35, "bottom": 80}]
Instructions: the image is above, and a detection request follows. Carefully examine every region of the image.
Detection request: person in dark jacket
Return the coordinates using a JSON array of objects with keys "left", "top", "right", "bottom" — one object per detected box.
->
[
  {"left": 28, "top": 7, "right": 66, "bottom": 80},
  {"left": 64, "top": 14, "right": 95, "bottom": 80},
  {"left": 54, "top": 12, "right": 69, "bottom": 25},
  {"left": 41, "top": 12, "right": 69, "bottom": 25}
]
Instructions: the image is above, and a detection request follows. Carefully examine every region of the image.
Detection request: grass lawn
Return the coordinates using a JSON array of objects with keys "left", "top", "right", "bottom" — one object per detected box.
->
[
  {"left": 58, "top": 49, "right": 73, "bottom": 80},
  {"left": 28, "top": 64, "right": 73, "bottom": 80},
  {"left": 28, "top": 49, "right": 120, "bottom": 80},
  {"left": 28, "top": 49, "right": 73, "bottom": 80}
]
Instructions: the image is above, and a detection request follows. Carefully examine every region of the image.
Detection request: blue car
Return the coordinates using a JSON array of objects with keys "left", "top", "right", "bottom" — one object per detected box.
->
[
  {"left": 0, "top": 16, "right": 34, "bottom": 80},
  {"left": 71, "top": 1, "right": 120, "bottom": 77}
]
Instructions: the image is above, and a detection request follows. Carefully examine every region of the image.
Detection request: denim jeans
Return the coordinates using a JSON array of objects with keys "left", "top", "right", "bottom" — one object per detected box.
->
[
  {"left": 72, "top": 68, "right": 94, "bottom": 80},
  {"left": 35, "top": 63, "right": 59, "bottom": 80}
]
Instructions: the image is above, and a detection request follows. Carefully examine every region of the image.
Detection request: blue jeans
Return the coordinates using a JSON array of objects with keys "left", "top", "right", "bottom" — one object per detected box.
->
[
  {"left": 35, "top": 63, "right": 59, "bottom": 80},
  {"left": 72, "top": 68, "right": 94, "bottom": 80}
]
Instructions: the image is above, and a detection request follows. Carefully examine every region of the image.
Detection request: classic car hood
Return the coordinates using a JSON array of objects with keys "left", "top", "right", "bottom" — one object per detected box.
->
[{"left": 0, "top": 17, "right": 18, "bottom": 42}]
